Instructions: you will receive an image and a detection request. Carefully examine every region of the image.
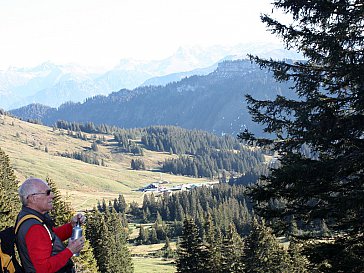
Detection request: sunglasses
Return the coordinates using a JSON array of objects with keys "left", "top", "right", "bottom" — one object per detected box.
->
[{"left": 28, "top": 189, "right": 52, "bottom": 198}]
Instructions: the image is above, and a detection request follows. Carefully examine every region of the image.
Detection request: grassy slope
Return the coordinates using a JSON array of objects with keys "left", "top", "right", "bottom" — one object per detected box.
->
[
  {"left": 130, "top": 240, "right": 177, "bottom": 273},
  {"left": 132, "top": 257, "right": 175, "bottom": 273},
  {"left": 0, "top": 114, "right": 213, "bottom": 210}
]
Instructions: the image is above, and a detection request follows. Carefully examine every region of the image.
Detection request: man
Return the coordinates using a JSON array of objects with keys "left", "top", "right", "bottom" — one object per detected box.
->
[{"left": 16, "top": 178, "right": 85, "bottom": 273}]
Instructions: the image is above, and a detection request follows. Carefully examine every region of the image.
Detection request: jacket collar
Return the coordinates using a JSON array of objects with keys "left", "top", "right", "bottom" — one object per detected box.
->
[{"left": 21, "top": 206, "right": 54, "bottom": 228}]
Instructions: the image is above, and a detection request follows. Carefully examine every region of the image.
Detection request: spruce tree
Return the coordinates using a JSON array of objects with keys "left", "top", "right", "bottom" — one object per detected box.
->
[
  {"left": 176, "top": 217, "right": 207, "bottom": 273},
  {"left": 137, "top": 225, "right": 148, "bottom": 245},
  {"left": 149, "top": 226, "right": 159, "bottom": 244},
  {"left": 0, "top": 148, "right": 20, "bottom": 229},
  {"left": 73, "top": 239, "right": 100, "bottom": 273},
  {"left": 95, "top": 214, "right": 114, "bottom": 272},
  {"left": 47, "top": 177, "right": 73, "bottom": 226},
  {"left": 288, "top": 240, "right": 309, "bottom": 273},
  {"left": 221, "top": 224, "right": 244, "bottom": 273},
  {"left": 113, "top": 193, "right": 127, "bottom": 213},
  {"left": 203, "top": 213, "right": 222, "bottom": 273},
  {"left": 105, "top": 209, "right": 133, "bottom": 273},
  {"left": 243, "top": 219, "right": 291, "bottom": 273},
  {"left": 239, "top": 1, "right": 364, "bottom": 271},
  {"left": 88, "top": 209, "right": 133, "bottom": 273},
  {"left": 161, "top": 236, "right": 174, "bottom": 258},
  {"left": 85, "top": 209, "right": 105, "bottom": 267},
  {"left": 47, "top": 177, "right": 99, "bottom": 273}
]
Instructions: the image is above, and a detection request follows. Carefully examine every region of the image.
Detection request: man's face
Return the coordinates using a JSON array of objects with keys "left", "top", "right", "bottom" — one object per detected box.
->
[{"left": 28, "top": 181, "right": 54, "bottom": 214}]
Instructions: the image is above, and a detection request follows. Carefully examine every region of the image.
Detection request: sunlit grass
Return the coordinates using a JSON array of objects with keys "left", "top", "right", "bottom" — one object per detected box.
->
[
  {"left": 0, "top": 115, "right": 213, "bottom": 210},
  {"left": 133, "top": 257, "right": 176, "bottom": 273}
]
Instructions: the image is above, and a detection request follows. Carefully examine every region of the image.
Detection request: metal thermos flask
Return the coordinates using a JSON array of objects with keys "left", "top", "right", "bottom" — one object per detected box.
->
[{"left": 71, "top": 220, "right": 82, "bottom": 256}]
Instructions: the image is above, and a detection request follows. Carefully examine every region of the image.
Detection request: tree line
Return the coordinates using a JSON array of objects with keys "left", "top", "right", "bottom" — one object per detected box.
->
[
  {"left": 139, "top": 184, "right": 252, "bottom": 237},
  {"left": 176, "top": 216, "right": 308, "bottom": 273},
  {"left": 54, "top": 121, "right": 267, "bottom": 180},
  {"left": 59, "top": 151, "right": 104, "bottom": 166}
]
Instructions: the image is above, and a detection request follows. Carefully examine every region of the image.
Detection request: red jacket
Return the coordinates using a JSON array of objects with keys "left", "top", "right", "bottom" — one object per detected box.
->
[{"left": 25, "top": 223, "right": 73, "bottom": 273}]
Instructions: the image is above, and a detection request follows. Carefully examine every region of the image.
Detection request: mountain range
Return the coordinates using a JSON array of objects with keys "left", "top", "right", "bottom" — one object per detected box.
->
[
  {"left": 10, "top": 59, "right": 296, "bottom": 137},
  {"left": 1, "top": 43, "right": 302, "bottom": 111}
]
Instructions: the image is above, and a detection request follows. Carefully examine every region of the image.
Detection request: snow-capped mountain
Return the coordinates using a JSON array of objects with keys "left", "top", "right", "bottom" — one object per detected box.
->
[
  {"left": 10, "top": 59, "right": 296, "bottom": 137},
  {"left": 1, "top": 43, "right": 303, "bottom": 110},
  {"left": 0, "top": 62, "right": 125, "bottom": 109}
]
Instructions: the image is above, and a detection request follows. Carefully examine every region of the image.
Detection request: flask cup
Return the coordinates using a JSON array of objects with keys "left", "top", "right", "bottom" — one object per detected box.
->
[{"left": 71, "top": 221, "right": 82, "bottom": 257}]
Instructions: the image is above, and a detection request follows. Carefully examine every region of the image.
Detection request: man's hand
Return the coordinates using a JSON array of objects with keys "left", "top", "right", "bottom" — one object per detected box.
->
[
  {"left": 67, "top": 236, "right": 85, "bottom": 255},
  {"left": 71, "top": 213, "right": 86, "bottom": 227}
]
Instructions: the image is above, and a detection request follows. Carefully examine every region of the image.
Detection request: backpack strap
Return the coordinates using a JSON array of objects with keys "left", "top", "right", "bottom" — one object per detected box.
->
[
  {"left": 15, "top": 215, "right": 43, "bottom": 235},
  {"left": 15, "top": 215, "right": 53, "bottom": 243}
]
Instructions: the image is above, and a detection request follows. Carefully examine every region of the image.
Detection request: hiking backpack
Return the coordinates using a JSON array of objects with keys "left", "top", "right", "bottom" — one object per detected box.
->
[{"left": 0, "top": 215, "right": 44, "bottom": 273}]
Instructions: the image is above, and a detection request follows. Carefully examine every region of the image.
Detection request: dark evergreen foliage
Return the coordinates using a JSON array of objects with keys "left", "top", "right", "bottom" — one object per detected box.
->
[
  {"left": 228, "top": 167, "right": 268, "bottom": 186},
  {"left": 141, "top": 126, "right": 266, "bottom": 178},
  {"left": 59, "top": 151, "right": 102, "bottom": 166},
  {"left": 53, "top": 121, "right": 267, "bottom": 179},
  {"left": 86, "top": 209, "right": 133, "bottom": 273},
  {"left": 47, "top": 177, "right": 74, "bottom": 226},
  {"left": 243, "top": 219, "right": 294, "bottom": 273},
  {"left": 130, "top": 159, "right": 145, "bottom": 170},
  {"left": 239, "top": 1, "right": 364, "bottom": 272},
  {"left": 220, "top": 224, "right": 244, "bottom": 273},
  {"left": 141, "top": 126, "right": 243, "bottom": 154},
  {"left": 288, "top": 240, "right": 309, "bottom": 273},
  {"left": 0, "top": 148, "right": 21, "bottom": 229},
  {"left": 47, "top": 177, "right": 99, "bottom": 273},
  {"left": 118, "top": 125, "right": 266, "bottom": 178},
  {"left": 113, "top": 194, "right": 127, "bottom": 213},
  {"left": 176, "top": 217, "right": 207, "bottom": 273},
  {"left": 140, "top": 184, "right": 253, "bottom": 237},
  {"left": 175, "top": 215, "right": 308, "bottom": 273},
  {"left": 159, "top": 236, "right": 175, "bottom": 258},
  {"left": 203, "top": 213, "right": 223, "bottom": 273},
  {"left": 136, "top": 225, "right": 149, "bottom": 245},
  {"left": 9, "top": 103, "right": 55, "bottom": 122},
  {"left": 26, "top": 118, "right": 42, "bottom": 125}
]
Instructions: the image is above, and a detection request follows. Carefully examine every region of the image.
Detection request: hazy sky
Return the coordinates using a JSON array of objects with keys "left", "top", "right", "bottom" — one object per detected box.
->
[{"left": 0, "top": 0, "right": 281, "bottom": 69}]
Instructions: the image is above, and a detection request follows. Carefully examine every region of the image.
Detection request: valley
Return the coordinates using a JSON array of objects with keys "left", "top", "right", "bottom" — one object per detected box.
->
[{"left": 0, "top": 113, "right": 215, "bottom": 210}]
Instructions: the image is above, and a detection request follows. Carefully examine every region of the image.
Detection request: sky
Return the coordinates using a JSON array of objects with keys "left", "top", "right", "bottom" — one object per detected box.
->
[{"left": 0, "top": 0, "right": 282, "bottom": 70}]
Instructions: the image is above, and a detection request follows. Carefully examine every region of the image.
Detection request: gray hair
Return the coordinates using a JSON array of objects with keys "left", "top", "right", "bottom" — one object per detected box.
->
[{"left": 18, "top": 178, "right": 48, "bottom": 206}]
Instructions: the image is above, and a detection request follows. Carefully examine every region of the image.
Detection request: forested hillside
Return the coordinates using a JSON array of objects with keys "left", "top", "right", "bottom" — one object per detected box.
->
[
  {"left": 54, "top": 120, "right": 268, "bottom": 181},
  {"left": 10, "top": 59, "right": 295, "bottom": 136},
  {"left": 0, "top": 112, "right": 268, "bottom": 207}
]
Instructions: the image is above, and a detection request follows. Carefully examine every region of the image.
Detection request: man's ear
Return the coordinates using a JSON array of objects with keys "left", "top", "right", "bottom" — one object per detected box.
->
[{"left": 27, "top": 195, "right": 34, "bottom": 204}]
